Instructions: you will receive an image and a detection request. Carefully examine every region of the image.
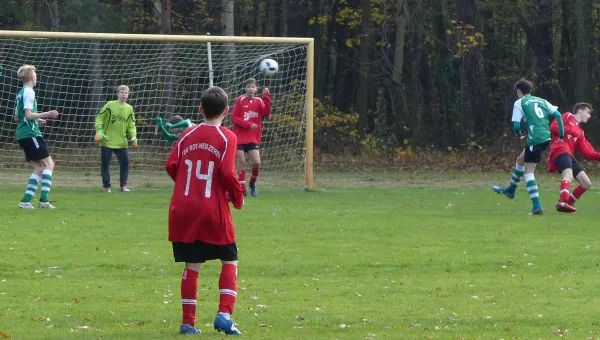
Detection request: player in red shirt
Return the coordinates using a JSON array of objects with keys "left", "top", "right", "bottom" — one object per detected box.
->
[
  {"left": 165, "top": 86, "right": 244, "bottom": 335},
  {"left": 547, "top": 102, "right": 598, "bottom": 213},
  {"left": 230, "top": 78, "right": 271, "bottom": 197}
]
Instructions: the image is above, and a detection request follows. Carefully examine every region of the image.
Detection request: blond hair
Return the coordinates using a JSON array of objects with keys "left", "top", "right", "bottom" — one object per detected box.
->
[
  {"left": 117, "top": 85, "right": 130, "bottom": 92},
  {"left": 17, "top": 65, "right": 36, "bottom": 82}
]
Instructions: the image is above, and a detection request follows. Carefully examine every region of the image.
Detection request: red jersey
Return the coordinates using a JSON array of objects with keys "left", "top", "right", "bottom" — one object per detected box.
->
[
  {"left": 547, "top": 112, "right": 600, "bottom": 172},
  {"left": 165, "top": 123, "right": 244, "bottom": 244},
  {"left": 230, "top": 93, "right": 272, "bottom": 145}
]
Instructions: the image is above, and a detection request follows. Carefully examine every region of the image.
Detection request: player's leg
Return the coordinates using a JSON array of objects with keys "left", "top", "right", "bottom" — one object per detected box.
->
[
  {"left": 214, "top": 244, "right": 242, "bottom": 335},
  {"left": 172, "top": 242, "right": 202, "bottom": 334},
  {"left": 248, "top": 146, "right": 261, "bottom": 197},
  {"left": 100, "top": 147, "right": 113, "bottom": 192},
  {"left": 553, "top": 153, "right": 577, "bottom": 213},
  {"left": 18, "top": 161, "right": 43, "bottom": 209},
  {"left": 493, "top": 149, "right": 525, "bottom": 198},
  {"left": 114, "top": 148, "right": 130, "bottom": 192},
  {"left": 17, "top": 137, "right": 43, "bottom": 208},
  {"left": 37, "top": 155, "right": 56, "bottom": 209},
  {"left": 568, "top": 162, "right": 590, "bottom": 206},
  {"left": 236, "top": 147, "right": 248, "bottom": 196},
  {"left": 523, "top": 142, "right": 549, "bottom": 215}
]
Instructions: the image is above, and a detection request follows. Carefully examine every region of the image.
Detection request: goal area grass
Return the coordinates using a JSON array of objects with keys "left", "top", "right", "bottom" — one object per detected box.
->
[{"left": 0, "top": 171, "right": 598, "bottom": 339}]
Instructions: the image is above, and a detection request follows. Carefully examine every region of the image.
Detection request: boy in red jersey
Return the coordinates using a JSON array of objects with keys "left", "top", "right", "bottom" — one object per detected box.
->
[
  {"left": 230, "top": 78, "right": 271, "bottom": 197},
  {"left": 547, "top": 102, "right": 600, "bottom": 213},
  {"left": 165, "top": 86, "right": 244, "bottom": 335}
]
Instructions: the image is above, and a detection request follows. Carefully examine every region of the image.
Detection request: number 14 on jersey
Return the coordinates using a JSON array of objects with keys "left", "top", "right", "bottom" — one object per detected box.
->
[{"left": 184, "top": 159, "right": 215, "bottom": 198}]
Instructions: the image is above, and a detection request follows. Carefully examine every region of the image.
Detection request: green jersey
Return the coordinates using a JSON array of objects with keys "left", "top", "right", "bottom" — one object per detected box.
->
[
  {"left": 512, "top": 95, "right": 558, "bottom": 146},
  {"left": 14, "top": 86, "right": 41, "bottom": 140},
  {"left": 94, "top": 100, "right": 137, "bottom": 149}
]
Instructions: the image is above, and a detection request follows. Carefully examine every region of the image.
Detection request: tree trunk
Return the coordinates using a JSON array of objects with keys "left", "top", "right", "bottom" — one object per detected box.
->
[
  {"left": 281, "top": 0, "right": 288, "bottom": 36},
  {"left": 266, "top": 0, "right": 277, "bottom": 36},
  {"left": 325, "top": 0, "right": 339, "bottom": 102},
  {"left": 575, "top": 0, "right": 592, "bottom": 100},
  {"left": 558, "top": 0, "right": 574, "bottom": 103},
  {"left": 392, "top": 0, "right": 406, "bottom": 84},
  {"left": 221, "top": 0, "right": 235, "bottom": 95},
  {"left": 358, "top": 0, "right": 372, "bottom": 134},
  {"left": 161, "top": 0, "right": 174, "bottom": 122},
  {"left": 522, "top": 0, "right": 556, "bottom": 100},
  {"left": 454, "top": 0, "right": 489, "bottom": 138}
]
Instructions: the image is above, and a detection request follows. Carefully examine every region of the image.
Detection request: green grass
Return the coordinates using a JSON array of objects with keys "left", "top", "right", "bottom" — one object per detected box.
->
[{"left": 1, "top": 171, "right": 600, "bottom": 339}]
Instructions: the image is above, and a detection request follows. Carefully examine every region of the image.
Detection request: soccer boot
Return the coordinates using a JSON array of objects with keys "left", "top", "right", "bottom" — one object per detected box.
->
[
  {"left": 243, "top": 190, "right": 248, "bottom": 197},
  {"left": 121, "top": 185, "right": 130, "bottom": 192},
  {"left": 104, "top": 187, "right": 112, "bottom": 193},
  {"left": 39, "top": 201, "right": 56, "bottom": 209},
  {"left": 180, "top": 324, "right": 201, "bottom": 335},
  {"left": 556, "top": 201, "right": 576, "bottom": 213},
  {"left": 529, "top": 204, "right": 543, "bottom": 215},
  {"left": 492, "top": 185, "right": 515, "bottom": 199},
  {"left": 18, "top": 201, "right": 35, "bottom": 209},
  {"left": 214, "top": 313, "right": 242, "bottom": 336},
  {"left": 249, "top": 182, "right": 258, "bottom": 197}
]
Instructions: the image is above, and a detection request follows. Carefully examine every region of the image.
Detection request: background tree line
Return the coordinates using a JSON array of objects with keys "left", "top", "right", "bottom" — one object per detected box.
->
[{"left": 1, "top": 0, "right": 599, "bottom": 162}]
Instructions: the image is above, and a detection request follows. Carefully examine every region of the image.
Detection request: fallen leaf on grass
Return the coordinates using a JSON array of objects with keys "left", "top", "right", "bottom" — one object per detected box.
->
[
  {"left": 552, "top": 329, "right": 564, "bottom": 336},
  {"left": 296, "top": 315, "right": 305, "bottom": 321},
  {"left": 0, "top": 331, "right": 10, "bottom": 338},
  {"left": 47, "top": 266, "right": 59, "bottom": 270},
  {"left": 34, "top": 269, "right": 42, "bottom": 274},
  {"left": 560, "top": 286, "right": 572, "bottom": 291}
]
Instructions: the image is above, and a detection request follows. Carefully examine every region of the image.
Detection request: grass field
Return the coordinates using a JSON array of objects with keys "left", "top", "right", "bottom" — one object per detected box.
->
[{"left": 1, "top": 170, "right": 600, "bottom": 339}]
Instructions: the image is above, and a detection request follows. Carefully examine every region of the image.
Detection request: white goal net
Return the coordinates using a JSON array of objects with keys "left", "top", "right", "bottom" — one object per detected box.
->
[{"left": 0, "top": 32, "right": 311, "bottom": 178}]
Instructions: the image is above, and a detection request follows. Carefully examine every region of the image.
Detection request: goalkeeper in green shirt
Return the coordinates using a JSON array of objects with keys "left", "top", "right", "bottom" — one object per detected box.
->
[
  {"left": 94, "top": 85, "right": 138, "bottom": 193},
  {"left": 155, "top": 115, "right": 195, "bottom": 142}
]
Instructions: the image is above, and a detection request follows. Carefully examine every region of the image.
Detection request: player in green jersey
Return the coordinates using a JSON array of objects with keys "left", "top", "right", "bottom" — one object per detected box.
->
[
  {"left": 94, "top": 85, "right": 138, "bottom": 193},
  {"left": 493, "top": 79, "right": 565, "bottom": 215},
  {"left": 14, "top": 65, "right": 62, "bottom": 209}
]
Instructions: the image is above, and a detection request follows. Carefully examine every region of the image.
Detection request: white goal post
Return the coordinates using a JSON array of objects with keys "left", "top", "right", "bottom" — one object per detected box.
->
[{"left": 0, "top": 30, "right": 314, "bottom": 190}]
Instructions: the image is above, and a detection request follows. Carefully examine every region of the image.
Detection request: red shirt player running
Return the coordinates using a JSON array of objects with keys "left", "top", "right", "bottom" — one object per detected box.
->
[
  {"left": 547, "top": 102, "right": 598, "bottom": 213},
  {"left": 165, "top": 86, "right": 244, "bottom": 335},
  {"left": 230, "top": 78, "right": 271, "bottom": 197}
]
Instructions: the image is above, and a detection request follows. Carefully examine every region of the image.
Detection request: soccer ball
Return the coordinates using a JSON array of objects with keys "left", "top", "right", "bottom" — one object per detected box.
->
[{"left": 259, "top": 58, "right": 279, "bottom": 75}]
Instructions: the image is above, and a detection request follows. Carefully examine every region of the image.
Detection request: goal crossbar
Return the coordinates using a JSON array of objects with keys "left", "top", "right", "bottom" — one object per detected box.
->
[{"left": 0, "top": 30, "right": 314, "bottom": 190}]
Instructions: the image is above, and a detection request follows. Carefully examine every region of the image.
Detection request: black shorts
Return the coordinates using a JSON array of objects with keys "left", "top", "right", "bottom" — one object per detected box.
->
[
  {"left": 237, "top": 143, "right": 259, "bottom": 153},
  {"left": 554, "top": 152, "right": 583, "bottom": 176},
  {"left": 524, "top": 141, "right": 550, "bottom": 163},
  {"left": 18, "top": 136, "right": 49, "bottom": 162},
  {"left": 172, "top": 241, "right": 238, "bottom": 263}
]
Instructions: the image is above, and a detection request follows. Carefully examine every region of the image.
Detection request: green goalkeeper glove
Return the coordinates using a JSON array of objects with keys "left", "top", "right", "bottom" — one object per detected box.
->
[
  {"left": 129, "top": 137, "right": 139, "bottom": 148},
  {"left": 95, "top": 130, "right": 107, "bottom": 142}
]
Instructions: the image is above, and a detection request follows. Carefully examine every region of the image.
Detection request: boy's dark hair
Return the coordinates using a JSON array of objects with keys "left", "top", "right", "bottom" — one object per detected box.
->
[
  {"left": 243, "top": 78, "right": 257, "bottom": 87},
  {"left": 514, "top": 79, "right": 533, "bottom": 95},
  {"left": 168, "top": 115, "right": 183, "bottom": 124},
  {"left": 573, "top": 102, "right": 593, "bottom": 114},
  {"left": 201, "top": 86, "right": 228, "bottom": 119}
]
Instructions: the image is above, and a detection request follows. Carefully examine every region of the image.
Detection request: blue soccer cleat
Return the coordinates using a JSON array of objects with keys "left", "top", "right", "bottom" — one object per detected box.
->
[
  {"left": 180, "top": 324, "right": 201, "bottom": 335},
  {"left": 492, "top": 185, "right": 515, "bottom": 199},
  {"left": 249, "top": 182, "right": 258, "bottom": 197},
  {"left": 529, "top": 204, "right": 543, "bottom": 216},
  {"left": 214, "top": 313, "right": 242, "bottom": 336}
]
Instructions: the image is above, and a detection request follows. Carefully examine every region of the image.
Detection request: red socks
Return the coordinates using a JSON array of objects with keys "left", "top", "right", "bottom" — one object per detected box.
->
[
  {"left": 567, "top": 185, "right": 587, "bottom": 205},
  {"left": 249, "top": 166, "right": 259, "bottom": 185},
  {"left": 181, "top": 268, "right": 199, "bottom": 326},
  {"left": 218, "top": 264, "right": 238, "bottom": 314},
  {"left": 559, "top": 180, "right": 571, "bottom": 202},
  {"left": 238, "top": 170, "right": 246, "bottom": 192}
]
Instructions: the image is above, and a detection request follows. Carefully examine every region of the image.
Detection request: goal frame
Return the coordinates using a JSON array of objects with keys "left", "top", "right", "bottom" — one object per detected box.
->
[{"left": 0, "top": 30, "right": 315, "bottom": 190}]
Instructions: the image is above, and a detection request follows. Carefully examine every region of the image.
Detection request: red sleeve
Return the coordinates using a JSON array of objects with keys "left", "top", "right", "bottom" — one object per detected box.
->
[
  {"left": 165, "top": 143, "right": 179, "bottom": 181},
  {"left": 230, "top": 96, "right": 253, "bottom": 129},
  {"left": 221, "top": 132, "right": 244, "bottom": 209},
  {"left": 260, "top": 92, "right": 272, "bottom": 117},
  {"left": 550, "top": 118, "right": 578, "bottom": 136},
  {"left": 575, "top": 134, "right": 600, "bottom": 161}
]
